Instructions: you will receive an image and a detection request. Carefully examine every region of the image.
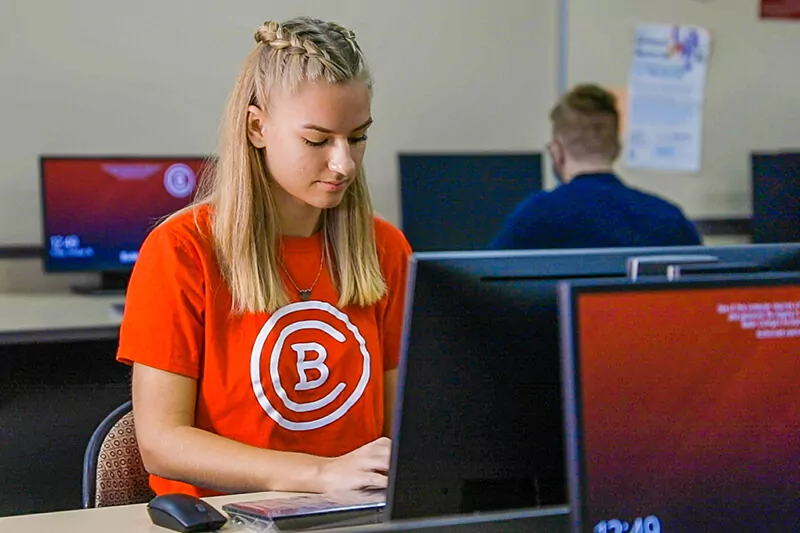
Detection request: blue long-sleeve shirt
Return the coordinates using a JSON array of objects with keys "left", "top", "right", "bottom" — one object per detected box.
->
[{"left": 490, "top": 173, "right": 702, "bottom": 250}]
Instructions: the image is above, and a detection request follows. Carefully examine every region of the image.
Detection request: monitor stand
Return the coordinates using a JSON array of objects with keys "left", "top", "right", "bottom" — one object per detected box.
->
[{"left": 70, "top": 271, "right": 130, "bottom": 296}]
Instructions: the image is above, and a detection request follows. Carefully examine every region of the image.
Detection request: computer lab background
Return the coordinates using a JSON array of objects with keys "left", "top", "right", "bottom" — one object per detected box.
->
[{"left": 1, "top": 0, "right": 798, "bottom": 517}]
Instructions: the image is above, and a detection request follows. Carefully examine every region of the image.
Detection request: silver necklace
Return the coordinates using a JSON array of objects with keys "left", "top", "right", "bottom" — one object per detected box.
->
[{"left": 279, "top": 246, "right": 325, "bottom": 301}]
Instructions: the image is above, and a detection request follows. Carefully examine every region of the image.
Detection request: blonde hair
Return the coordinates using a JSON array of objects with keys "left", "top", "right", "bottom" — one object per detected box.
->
[
  {"left": 192, "top": 16, "right": 385, "bottom": 314},
  {"left": 549, "top": 84, "right": 621, "bottom": 162}
]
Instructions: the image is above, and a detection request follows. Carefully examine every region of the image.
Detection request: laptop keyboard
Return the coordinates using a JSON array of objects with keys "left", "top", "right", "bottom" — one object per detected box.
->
[
  {"left": 223, "top": 489, "right": 386, "bottom": 531},
  {"left": 272, "top": 508, "right": 383, "bottom": 531}
]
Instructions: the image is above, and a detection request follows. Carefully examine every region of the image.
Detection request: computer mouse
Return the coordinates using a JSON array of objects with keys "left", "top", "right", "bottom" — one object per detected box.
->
[{"left": 147, "top": 493, "right": 228, "bottom": 532}]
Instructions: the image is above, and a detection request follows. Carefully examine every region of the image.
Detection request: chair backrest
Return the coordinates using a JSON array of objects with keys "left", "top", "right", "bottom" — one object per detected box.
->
[{"left": 82, "top": 400, "right": 154, "bottom": 508}]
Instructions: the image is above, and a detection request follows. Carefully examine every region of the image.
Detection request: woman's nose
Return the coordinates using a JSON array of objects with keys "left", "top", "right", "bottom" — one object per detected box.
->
[{"left": 328, "top": 143, "right": 356, "bottom": 177}]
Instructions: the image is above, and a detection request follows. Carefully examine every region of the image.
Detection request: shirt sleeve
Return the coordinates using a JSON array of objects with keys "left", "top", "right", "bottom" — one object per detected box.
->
[
  {"left": 684, "top": 219, "right": 704, "bottom": 245},
  {"left": 488, "top": 220, "right": 517, "bottom": 249},
  {"left": 377, "top": 223, "right": 413, "bottom": 371},
  {"left": 490, "top": 215, "right": 556, "bottom": 250},
  {"left": 489, "top": 195, "right": 554, "bottom": 250},
  {"left": 116, "top": 226, "right": 206, "bottom": 379}
]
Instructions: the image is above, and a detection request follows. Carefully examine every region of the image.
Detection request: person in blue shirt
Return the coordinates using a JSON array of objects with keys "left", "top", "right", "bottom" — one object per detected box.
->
[{"left": 490, "top": 84, "right": 702, "bottom": 250}]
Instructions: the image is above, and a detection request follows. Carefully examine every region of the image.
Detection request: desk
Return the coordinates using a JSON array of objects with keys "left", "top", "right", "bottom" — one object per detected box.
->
[
  {"left": 0, "top": 493, "right": 572, "bottom": 533},
  {"left": 0, "top": 492, "right": 284, "bottom": 533},
  {"left": 0, "top": 292, "right": 123, "bottom": 344}
]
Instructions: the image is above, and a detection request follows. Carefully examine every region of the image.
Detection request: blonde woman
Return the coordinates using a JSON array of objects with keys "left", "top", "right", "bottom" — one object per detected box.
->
[{"left": 117, "top": 16, "right": 411, "bottom": 498}]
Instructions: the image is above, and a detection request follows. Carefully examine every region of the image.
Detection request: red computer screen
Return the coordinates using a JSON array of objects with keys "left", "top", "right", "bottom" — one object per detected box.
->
[
  {"left": 573, "top": 281, "right": 800, "bottom": 531},
  {"left": 41, "top": 156, "right": 210, "bottom": 271}
]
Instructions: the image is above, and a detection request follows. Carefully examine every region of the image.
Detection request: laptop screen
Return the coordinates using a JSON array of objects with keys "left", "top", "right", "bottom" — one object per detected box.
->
[{"left": 559, "top": 276, "right": 800, "bottom": 532}]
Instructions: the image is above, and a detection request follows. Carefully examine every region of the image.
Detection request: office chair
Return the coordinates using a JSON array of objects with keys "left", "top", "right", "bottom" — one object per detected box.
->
[{"left": 82, "top": 400, "right": 154, "bottom": 508}]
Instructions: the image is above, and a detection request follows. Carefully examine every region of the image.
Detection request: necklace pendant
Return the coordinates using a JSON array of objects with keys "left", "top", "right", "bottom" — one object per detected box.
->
[{"left": 299, "top": 289, "right": 312, "bottom": 301}]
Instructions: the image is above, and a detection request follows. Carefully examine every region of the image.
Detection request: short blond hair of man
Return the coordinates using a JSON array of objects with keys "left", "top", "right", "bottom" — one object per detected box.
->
[{"left": 549, "top": 83, "right": 621, "bottom": 162}]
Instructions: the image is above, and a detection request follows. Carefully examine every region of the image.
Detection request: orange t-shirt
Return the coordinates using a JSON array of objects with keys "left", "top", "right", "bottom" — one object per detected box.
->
[{"left": 116, "top": 205, "right": 411, "bottom": 497}]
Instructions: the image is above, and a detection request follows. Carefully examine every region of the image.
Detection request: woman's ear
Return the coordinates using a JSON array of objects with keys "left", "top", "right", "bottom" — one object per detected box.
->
[{"left": 246, "top": 105, "right": 267, "bottom": 148}]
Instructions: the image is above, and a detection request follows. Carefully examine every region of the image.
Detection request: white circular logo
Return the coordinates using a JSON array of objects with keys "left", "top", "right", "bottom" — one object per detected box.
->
[
  {"left": 163, "top": 163, "right": 196, "bottom": 198},
  {"left": 250, "top": 301, "right": 371, "bottom": 431}
]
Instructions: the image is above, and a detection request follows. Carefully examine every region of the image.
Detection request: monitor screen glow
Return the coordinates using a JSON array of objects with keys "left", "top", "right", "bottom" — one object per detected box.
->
[
  {"left": 40, "top": 156, "right": 210, "bottom": 273},
  {"left": 563, "top": 277, "right": 800, "bottom": 532}
]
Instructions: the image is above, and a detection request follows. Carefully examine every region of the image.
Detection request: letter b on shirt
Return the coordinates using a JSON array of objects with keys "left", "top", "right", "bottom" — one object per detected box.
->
[{"left": 293, "top": 342, "right": 329, "bottom": 391}]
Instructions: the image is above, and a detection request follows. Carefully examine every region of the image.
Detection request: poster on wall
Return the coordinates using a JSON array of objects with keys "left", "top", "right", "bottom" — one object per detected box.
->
[
  {"left": 761, "top": 0, "right": 800, "bottom": 19},
  {"left": 624, "top": 23, "right": 712, "bottom": 173}
]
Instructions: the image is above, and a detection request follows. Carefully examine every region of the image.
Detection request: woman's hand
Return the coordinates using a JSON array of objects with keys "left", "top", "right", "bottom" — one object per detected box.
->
[{"left": 317, "top": 437, "right": 391, "bottom": 493}]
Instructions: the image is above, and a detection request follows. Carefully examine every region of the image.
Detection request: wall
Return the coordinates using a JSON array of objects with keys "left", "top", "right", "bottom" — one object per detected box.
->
[
  {"left": 0, "top": 0, "right": 558, "bottom": 290},
  {"left": 567, "top": 0, "right": 800, "bottom": 218}
]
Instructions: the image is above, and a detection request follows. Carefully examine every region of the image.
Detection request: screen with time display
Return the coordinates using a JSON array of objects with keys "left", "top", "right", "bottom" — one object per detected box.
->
[
  {"left": 40, "top": 156, "right": 211, "bottom": 273},
  {"left": 559, "top": 275, "right": 800, "bottom": 532}
]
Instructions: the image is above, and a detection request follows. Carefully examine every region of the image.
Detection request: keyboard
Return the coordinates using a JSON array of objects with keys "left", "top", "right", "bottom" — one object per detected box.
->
[
  {"left": 223, "top": 491, "right": 386, "bottom": 531},
  {"left": 271, "top": 507, "right": 383, "bottom": 531}
]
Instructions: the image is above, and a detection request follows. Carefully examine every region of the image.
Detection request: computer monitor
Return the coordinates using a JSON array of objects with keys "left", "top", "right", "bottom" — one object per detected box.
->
[
  {"left": 398, "top": 152, "right": 542, "bottom": 252},
  {"left": 752, "top": 151, "right": 800, "bottom": 243},
  {"left": 387, "top": 244, "right": 800, "bottom": 522},
  {"left": 558, "top": 274, "right": 800, "bottom": 532},
  {"left": 40, "top": 155, "right": 212, "bottom": 293}
]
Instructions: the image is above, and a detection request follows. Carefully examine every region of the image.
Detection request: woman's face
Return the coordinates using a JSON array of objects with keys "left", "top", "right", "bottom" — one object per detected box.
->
[{"left": 247, "top": 79, "right": 372, "bottom": 214}]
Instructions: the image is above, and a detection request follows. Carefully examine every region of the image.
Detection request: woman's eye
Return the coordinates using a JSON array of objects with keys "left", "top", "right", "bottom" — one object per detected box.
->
[
  {"left": 303, "top": 135, "right": 367, "bottom": 147},
  {"left": 303, "top": 138, "right": 328, "bottom": 147}
]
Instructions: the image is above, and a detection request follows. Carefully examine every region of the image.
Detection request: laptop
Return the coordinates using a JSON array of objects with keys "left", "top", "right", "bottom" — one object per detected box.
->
[{"left": 558, "top": 273, "right": 800, "bottom": 532}]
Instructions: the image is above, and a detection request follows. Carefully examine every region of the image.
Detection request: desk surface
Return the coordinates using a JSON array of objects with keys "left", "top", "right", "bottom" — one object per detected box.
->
[
  {"left": 0, "top": 491, "right": 283, "bottom": 533},
  {"left": 0, "top": 493, "right": 572, "bottom": 533},
  {"left": 0, "top": 292, "right": 123, "bottom": 344}
]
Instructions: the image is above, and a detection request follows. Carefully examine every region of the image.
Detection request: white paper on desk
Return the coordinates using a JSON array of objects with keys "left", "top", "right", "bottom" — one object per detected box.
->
[{"left": 624, "top": 23, "right": 712, "bottom": 173}]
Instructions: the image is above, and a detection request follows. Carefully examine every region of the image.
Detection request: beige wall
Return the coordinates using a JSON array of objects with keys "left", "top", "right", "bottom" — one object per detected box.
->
[
  {"left": 0, "top": 0, "right": 558, "bottom": 290},
  {"left": 4, "top": 1, "right": 793, "bottom": 291},
  {"left": 567, "top": 0, "right": 800, "bottom": 218}
]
